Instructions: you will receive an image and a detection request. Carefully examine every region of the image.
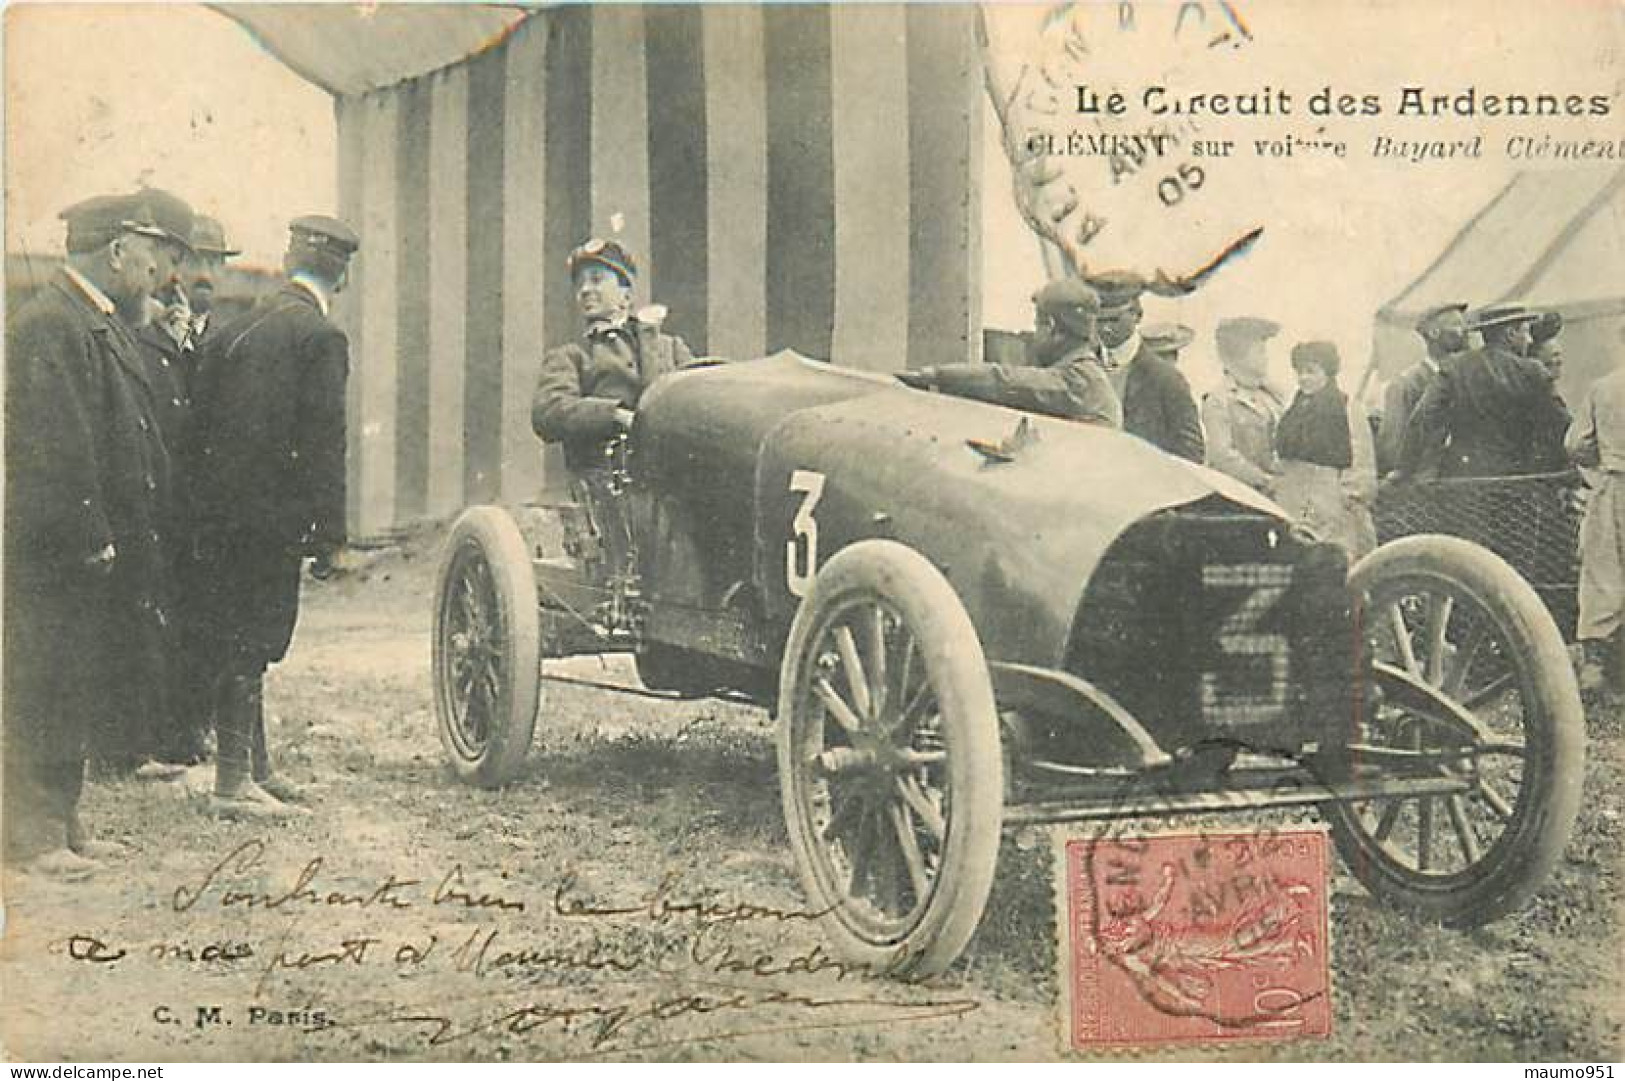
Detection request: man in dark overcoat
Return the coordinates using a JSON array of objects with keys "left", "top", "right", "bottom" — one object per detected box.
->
[
  {"left": 1398, "top": 306, "right": 1571, "bottom": 479},
  {"left": 1116, "top": 320, "right": 1206, "bottom": 463},
  {"left": 1377, "top": 302, "right": 1467, "bottom": 477},
  {"left": 135, "top": 214, "right": 241, "bottom": 768},
  {"left": 4, "top": 192, "right": 193, "bottom": 880},
  {"left": 190, "top": 214, "right": 358, "bottom": 818},
  {"left": 1088, "top": 272, "right": 1205, "bottom": 461}
]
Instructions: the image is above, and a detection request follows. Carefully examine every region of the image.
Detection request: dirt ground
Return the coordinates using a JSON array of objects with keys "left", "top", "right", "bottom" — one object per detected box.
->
[{"left": 1, "top": 525, "right": 1620, "bottom": 1062}]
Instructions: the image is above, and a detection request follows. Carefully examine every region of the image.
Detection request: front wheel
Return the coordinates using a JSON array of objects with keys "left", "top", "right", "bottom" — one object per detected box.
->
[
  {"left": 433, "top": 506, "right": 541, "bottom": 787},
  {"left": 777, "top": 540, "right": 1003, "bottom": 976},
  {"left": 1327, "top": 534, "right": 1584, "bottom": 926}
]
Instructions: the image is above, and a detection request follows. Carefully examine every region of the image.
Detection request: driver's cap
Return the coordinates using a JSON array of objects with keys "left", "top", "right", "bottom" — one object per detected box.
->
[{"left": 568, "top": 237, "right": 637, "bottom": 286}]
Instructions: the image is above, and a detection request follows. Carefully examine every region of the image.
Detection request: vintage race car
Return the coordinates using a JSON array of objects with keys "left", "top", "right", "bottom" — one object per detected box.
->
[{"left": 432, "top": 352, "right": 1585, "bottom": 975}]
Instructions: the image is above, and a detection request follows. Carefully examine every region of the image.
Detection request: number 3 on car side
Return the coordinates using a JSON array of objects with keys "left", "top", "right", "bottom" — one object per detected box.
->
[{"left": 786, "top": 469, "right": 826, "bottom": 598}]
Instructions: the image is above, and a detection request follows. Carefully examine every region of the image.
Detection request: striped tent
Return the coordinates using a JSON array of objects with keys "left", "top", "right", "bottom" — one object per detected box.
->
[{"left": 234, "top": 5, "right": 984, "bottom": 540}]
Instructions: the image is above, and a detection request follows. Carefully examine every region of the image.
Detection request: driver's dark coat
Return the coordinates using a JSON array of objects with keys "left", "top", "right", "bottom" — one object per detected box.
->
[{"left": 532, "top": 323, "right": 695, "bottom": 471}]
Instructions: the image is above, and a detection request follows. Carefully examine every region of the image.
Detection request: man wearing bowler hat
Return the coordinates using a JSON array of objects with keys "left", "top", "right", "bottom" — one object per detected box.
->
[
  {"left": 4, "top": 190, "right": 192, "bottom": 880},
  {"left": 1378, "top": 302, "right": 1468, "bottom": 476},
  {"left": 898, "top": 278, "right": 1121, "bottom": 426},
  {"left": 1398, "top": 305, "right": 1570, "bottom": 479},
  {"left": 190, "top": 214, "right": 360, "bottom": 818},
  {"left": 533, "top": 237, "right": 697, "bottom": 476},
  {"left": 137, "top": 214, "right": 242, "bottom": 769}
]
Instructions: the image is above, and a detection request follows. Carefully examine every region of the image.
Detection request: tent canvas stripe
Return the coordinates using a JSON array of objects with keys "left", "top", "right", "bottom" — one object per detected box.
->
[
  {"left": 701, "top": 5, "right": 767, "bottom": 362},
  {"left": 644, "top": 5, "right": 710, "bottom": 354},
  {"left": 355, "top": 92, "right": 400, "bottom": 538},
  {"left": 463, "top": 46, "right": 507, "bottom": 505},
  {"left": 1504, "top": 167, "right": 1625, "bottom": 303},
  {"left": 591, "top": 6, "right": 651, "bottom": 271},
  {"left": 499, "top": 18, "right": 549, "bottom": 504},
  {"left": 906, "top": 5, "right": 979, "bottom": 373},
  {"left": 541, "top": 7, "right": 593, "bottom": 496},
  {"left": 334, "top": 93, "right": 367, "bottom": 537},
  {"left": 764, "top": 4, "right": 836, "bottom": 359},
  {"left": 426, "top": 67, "right": 469, "bottom": 520},
  {"left": 830, "top": 5, "right": 911, "bottom": 373},
  {"left": 393, "top": 77, "right": 433, "bottom": 524},
  {"left": 334, "top": 6, "right": 985, "bottom": 532}
]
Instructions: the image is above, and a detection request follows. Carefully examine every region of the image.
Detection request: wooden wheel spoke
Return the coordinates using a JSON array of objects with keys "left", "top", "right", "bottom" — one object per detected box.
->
[
  {"left": 890, "top": 803, "right": 931, "bottom": 903},
  {"left": 465, "top": 560, "right": 494, "bottom": 616},
  {"left": 1424, "top": 595, "right": 1455, "bottom": 686},
  {"left": 864, "top": 806, "right": 907, "bottom": 915},
  {"left": 833, "top": 624, "right": 873, "bottom": 720},
  {"left": 897, "top": 776, "right": 946, "bottom": 842},
  {"left": 821, "top": 787, "right": 866, "bottom": 845},
  {"left": 814, "top": 676, "right": 866, "bottom": 736},
  {"left": 864, "top": 608, "right": 889, "bottom": 721},
  {"left": 478, "top": 663, "right": 503, "bottom": 708},
  {"left": 1416, "top": 797, "right": 1436, "bottom": 872},
  {"left": 1475, "top": 779, "right": 1515, "bottom": 821},
  {"left": 1443, "top": 621, "right": 1488, "bottom": 698},
  {"left": 888, "top": 635, "right": 918, "bottom": 726},
  {"left": 1373, "top": 799, "right": 1404, "bottom": 843},
  {"left": 895, "top": 676, "right": 938, "bottom": 738},
  {"left": 1462, "top": 671, "right": 1515, "bottom": 710},
  {"left": 455, "top": 579, "right": 481, "bottom": 632},
  {"left": 1388, "top": 603, "right": 1420, "bottom": 676},
  {"left": 845, "top": 806, "right": 881, "bottom": 901},
  {"left": 1446, "top": 794, "right": 1482, "bottom": 864}
]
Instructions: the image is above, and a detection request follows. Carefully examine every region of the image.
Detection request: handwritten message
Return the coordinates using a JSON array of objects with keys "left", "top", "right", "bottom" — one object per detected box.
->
[{"left": 51, "top": 839, "right": 979, "bottom": 1056}]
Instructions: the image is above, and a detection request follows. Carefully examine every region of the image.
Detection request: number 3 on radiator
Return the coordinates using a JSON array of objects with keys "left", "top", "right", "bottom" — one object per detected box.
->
[{"left": 786, "top": 469, "right": 826, "bottom": 598}]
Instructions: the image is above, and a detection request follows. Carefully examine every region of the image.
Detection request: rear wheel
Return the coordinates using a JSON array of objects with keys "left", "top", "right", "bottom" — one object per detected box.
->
[
  {"left": 1328, "top": 535, "right": 1584, "bottom": 926},
  {"left": 433, "top": 507, "right": 541, "bottom": 787},
  {"left": 778, "top": 540, "right": 1002, "bottom": 975}
]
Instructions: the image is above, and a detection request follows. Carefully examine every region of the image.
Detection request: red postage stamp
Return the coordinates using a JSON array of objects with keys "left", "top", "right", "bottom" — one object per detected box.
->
[{"left": 1058, "top": 828, "right": 1333, "bottom": 1050}]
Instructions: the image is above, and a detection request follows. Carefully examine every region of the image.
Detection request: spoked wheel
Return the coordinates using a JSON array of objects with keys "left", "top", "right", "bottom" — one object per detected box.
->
[
  {"left": 1328, "top": 535, "right": 1584, "bottom": 926},
  {"left": 433, "top": 506, "right": 541, "bottom": 787},
  {"left": 778, "top": 540, "right": 1002, "bottom": 976}
]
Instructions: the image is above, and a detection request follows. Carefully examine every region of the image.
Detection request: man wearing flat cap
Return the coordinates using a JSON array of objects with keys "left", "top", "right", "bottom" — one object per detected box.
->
[
  {"left": 190, "top": 213, "right": 360, "bottom": 818},
  {"left": 1377, "top": 302, "right": 1468, "bottom": 476},
  {"left": 1398, "top": 305, "right": 1570, "bottom": 479},
  {"left": 1203, "top": 316, "right": 1287, "bottom": 492},
  {"left": 898, "top": 277, "right": 1121, "bottom": 426},
  {"left": 4, "top": 190, "right": 192, "bottom": 880},
  {"left": 136, "top": 214, "right": 243, "bottom": 770},
  {"left": 532, "top": 237, "right": 697, "bottom": 476}
]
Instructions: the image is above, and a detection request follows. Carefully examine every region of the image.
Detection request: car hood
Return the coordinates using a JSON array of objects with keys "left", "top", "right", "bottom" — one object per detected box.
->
[{"left": 739, "top": 354, "right": 1288, "bottom": 666}]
